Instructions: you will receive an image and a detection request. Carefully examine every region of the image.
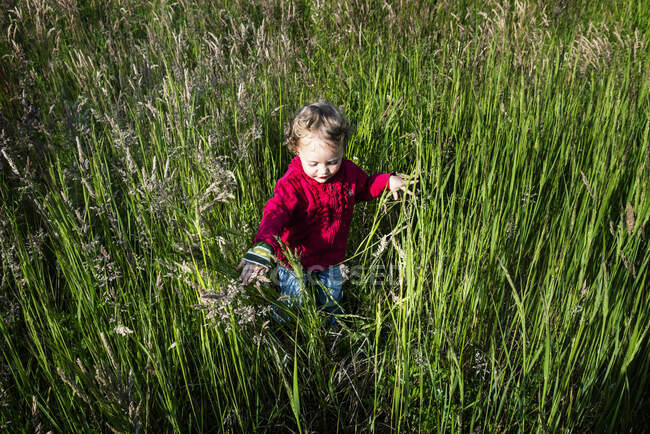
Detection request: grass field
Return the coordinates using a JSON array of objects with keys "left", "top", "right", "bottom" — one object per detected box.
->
[{"left": 1, "top": 0, "right": 649, "bottom": 431}]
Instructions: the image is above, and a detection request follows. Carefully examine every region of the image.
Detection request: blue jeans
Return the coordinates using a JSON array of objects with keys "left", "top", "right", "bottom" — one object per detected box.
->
[{"left": 273, "top": 264, "right": 343, "bottom": 327}]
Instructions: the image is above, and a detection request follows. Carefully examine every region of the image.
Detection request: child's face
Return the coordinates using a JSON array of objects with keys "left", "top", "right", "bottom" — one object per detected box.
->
[{"left": 298, "top": 134, "right": 343, "bottom": 183}]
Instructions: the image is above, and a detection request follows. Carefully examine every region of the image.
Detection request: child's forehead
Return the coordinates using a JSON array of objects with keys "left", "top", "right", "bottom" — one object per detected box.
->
[{"left": 299, "top": 134, "right": 342, "bottom": 157}]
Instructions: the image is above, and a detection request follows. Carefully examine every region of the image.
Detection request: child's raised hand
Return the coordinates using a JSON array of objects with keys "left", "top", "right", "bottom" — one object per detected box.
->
[
  {"left": 237, "top": 259, "right": 269, "bottom": 286},
  {"left": 388, "top": 173, "right": 418, "bottom": 200}
]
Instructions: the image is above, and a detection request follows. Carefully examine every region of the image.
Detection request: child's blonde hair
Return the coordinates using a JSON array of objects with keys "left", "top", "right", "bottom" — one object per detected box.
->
[{"left": 284, "top": 101, "right": 350, "bottom": 155}]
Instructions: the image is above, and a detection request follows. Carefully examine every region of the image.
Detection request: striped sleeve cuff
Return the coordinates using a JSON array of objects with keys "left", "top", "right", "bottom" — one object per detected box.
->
[{"left": 242, "top": 242, "right": 274, "bottom": 269}]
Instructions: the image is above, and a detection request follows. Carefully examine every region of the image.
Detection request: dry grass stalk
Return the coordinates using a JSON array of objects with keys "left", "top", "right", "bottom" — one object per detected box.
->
[
  {"left": 100, "top": 332, "right": 119, "bottom": 371},
  {"left": 56, "top": 368, "right": 91, "bottom": 404},
  {"left": 619, "top": 252, "right": 637, "bottom": 278},
  {"left": 31, "top": 395, "right": 42, "bottom": 434},
  {"left": 580, "top": 171, "right": 594, "bottom": 200},
  {"left": 569, "top": 23, "right": 614, "bottom": 74},
  {"left": 1, "top": 147, "right": 21, "bottom": 177},
  {"left": 76, "top": 358, "right": 89, "bottom": 376},
  {"left": 625, "top": 203, "right": 635, "bottom": 235},
  {"left": 75, "top": 136, "right": 88, "bottom": 172}
]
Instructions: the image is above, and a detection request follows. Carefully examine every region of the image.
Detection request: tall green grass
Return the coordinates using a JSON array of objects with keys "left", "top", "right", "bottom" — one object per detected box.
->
[{"left": 1, "top": 0, "right": 648, "bottom": 431}]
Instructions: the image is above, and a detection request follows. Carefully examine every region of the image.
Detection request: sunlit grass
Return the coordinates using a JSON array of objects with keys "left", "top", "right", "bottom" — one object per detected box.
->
[{"left": 1, "top": 0, "right": 648, "bottom": 432}]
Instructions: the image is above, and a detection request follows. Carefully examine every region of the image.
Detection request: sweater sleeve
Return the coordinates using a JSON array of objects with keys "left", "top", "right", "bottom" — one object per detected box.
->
[
  {"left": 352, "top": 162, "right": 393, "bottom": 202},
  {"left": 252, "top": 178, "right": 300, "bottom": 251}
]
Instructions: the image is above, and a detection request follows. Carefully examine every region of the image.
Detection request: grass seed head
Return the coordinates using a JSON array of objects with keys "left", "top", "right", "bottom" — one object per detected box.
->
[
  {"left": 625, "top": 203, "right": 635, "bottom": 234},
  {"left": 114, "top": 325, "right": 134, "bottom": 336}
]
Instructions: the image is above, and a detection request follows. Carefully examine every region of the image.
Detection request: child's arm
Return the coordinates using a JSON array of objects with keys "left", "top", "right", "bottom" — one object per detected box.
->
[
  {"left": 238, "top": 179, "right": 300, "bottom": 285},
  {"left": 352, "top": 161, "right": 416, "bottom": 202},
  {"left": 252, "top": 179, "right": 300, "bottom": 252},
  {"left": 353, "top": 168, "right": 392, "bottom": 202}
]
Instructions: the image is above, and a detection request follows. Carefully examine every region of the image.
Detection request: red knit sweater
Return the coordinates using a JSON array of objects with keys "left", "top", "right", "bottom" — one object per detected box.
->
[{"left": 253, "top": 156, "right": 392, "bottom": 270}]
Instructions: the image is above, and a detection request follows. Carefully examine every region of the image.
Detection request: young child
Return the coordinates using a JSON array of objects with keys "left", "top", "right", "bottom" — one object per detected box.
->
[{"left": 237, "top": 101, "right": 414, "bottom": 326}]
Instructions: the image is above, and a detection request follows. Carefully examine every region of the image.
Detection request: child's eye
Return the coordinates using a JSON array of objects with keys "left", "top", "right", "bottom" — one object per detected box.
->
[{"left": 327, "top": 160, "right": 339, "bottom": 165}]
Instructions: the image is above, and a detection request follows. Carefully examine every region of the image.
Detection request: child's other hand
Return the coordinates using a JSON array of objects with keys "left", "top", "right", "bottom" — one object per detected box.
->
[
  {"left": 388, "top": 173, "right": 418, "bottom": 200},
  {"left": 237, "top": 260, "right": 269, "bottom": 286}
]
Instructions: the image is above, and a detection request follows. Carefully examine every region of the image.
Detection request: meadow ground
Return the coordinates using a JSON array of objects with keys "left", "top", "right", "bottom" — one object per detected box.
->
[{"left": 1, "top": 0, "right": 648, "bottom": 432}]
